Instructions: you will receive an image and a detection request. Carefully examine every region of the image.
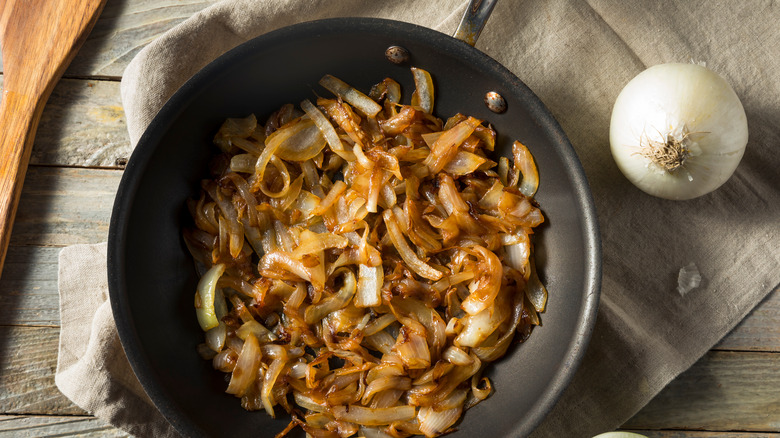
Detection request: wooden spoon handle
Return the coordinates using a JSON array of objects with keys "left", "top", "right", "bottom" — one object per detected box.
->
[{"left": 0, "top": 90, "right": 42, "bottom": 273}]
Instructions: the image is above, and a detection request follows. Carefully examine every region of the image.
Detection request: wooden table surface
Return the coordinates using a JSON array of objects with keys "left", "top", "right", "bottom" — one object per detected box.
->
[{"left": 0, "top": 1, "right": 777, "bottom": 437}]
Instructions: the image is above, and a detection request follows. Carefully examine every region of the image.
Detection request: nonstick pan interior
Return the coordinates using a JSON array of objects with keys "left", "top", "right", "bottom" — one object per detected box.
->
[{"left": 109, "top": 17, "right": 601, "bottom": 438}]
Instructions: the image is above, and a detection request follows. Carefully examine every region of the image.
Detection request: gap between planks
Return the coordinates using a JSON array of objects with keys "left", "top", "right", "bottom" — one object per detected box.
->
[{"left": 0, "top": 414, "right": 127, "bottom": 437}]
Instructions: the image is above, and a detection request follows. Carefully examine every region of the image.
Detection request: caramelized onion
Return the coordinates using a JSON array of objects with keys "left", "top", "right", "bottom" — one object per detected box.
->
[{"left": 186, "top": 69, "right": 548, "bottom": 438}]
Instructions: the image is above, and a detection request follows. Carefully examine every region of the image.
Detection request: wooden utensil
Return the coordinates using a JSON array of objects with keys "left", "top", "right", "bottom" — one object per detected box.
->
[{"left": 0, "top": 0, "right": 106, "bottom": 278}]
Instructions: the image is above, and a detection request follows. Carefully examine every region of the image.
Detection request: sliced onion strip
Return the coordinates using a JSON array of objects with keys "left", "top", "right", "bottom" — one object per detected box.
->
[
  {"left": 320, "top": 74, "right": 382, "bottom": 117},
  {"left": 383, "top": 209, "right": 443, "bottom": 281}
]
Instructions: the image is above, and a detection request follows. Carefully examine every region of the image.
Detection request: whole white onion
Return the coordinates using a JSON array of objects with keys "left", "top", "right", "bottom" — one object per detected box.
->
[{"left": 609, "top": 63, "right": 748, "bottom": 200}]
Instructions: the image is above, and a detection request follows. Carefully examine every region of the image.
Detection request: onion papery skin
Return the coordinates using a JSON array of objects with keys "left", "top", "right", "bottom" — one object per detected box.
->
[{"left": 609, "top": 63, "right": 748, "bottom": 200}]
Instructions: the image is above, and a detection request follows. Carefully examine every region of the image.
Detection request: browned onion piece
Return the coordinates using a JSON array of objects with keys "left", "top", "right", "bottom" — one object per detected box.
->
[
  {"left": 332, "top": 405, "right": 416, "bottom": 426},
  {"left": 259, "top": 251, "right": 313, "bottom": 284},
  {"left": 225, "top": 333, "right": 261, "bottom": 397},
  {"left": 423, "top": 116, "right": 481, "bottom": 174},
  {"left": 213, "top": 114, "right": 257, "bottom": 153},
  {"left": 257, "top": 156, "right": 292, "bottom": 198},
  {"left": 383, "top": 209, "right": 443, "bottom": 281},
  {"left": 301, "top": 99, "right": 356, "bottom": 161},
  {"left": 460, "top": 246, "right": 503, "bottom": 315}
]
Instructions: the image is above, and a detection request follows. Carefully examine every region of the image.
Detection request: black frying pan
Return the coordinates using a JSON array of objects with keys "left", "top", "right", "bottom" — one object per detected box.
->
[{"left": 108, "top": 3, "right": 601, "bottom": 437}]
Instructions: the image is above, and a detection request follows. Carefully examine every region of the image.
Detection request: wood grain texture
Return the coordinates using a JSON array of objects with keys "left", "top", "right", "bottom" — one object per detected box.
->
[
  {"left": 0, "top": 0, "right": 219, "bottom": 78},
  {"left": 0, "top": 415, "right": 127, "bottom": 437},
  {"left": 10, "top": 166, "right": 120, "bottom": 247},
  {"left": 66, "top": 0, "right": 219, "bottom": 78},
  {"left": 624, "top": 351, "right": 780, "bottom": 432},
  {"left": 626, "top": 431, "right": 780, "bottom": 437},
  {"left": 715, "top": 286, "right": 780, "bottom": 352},
  {"left": 0, "top": 246, "right": 59, "bottom": 327},
  {"left": 0, "top": 326, "right": 85, "bottom": 415},
  {"left": 0, "top": 76, "right": 132, "bottom": 168}
]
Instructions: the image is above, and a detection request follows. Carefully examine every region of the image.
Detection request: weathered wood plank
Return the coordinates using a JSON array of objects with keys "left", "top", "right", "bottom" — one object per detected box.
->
[
  {"left": 0, "top": 326, "right": 85, "bottom": 415},
  {"left": 625, "top": 431, "right": 780, "bottom": 437},
  {"left": 714, "top": 285, "right": 780, "bottom": 352},
  {"left": 10, "top": 166, "right": 121, "bottom": 247},
  {"left": 0, "top": 0, "right": 218, "bottom": 78},
  {"left": 0, "top": 415, "right": 127, "bottom": 437},
  {"left": 0, "top": 247, "right": 60, "bottom": 327},
  {"left": 34, "top": 78, "right": 131, "bottom": 168},
  {"left": 68, "top": 0, "right": 219, "bottom": 78},
  {"left": 0, "top": 76, "right": 131, "bottom": 168},
  {"left": 624, "top": 351, "right": 780, "bottom": 432}
]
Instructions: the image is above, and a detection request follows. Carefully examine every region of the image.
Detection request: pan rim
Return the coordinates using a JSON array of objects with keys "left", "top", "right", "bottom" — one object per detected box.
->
[{"left": 108, "top": 16, "right": 601, "bottom": 438}]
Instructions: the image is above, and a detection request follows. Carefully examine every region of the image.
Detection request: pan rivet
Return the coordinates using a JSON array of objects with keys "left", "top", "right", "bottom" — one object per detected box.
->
[
  {"left": 485, "top": 91, "right": 507, "bottom": 113},
  {"left": 385, "top": 45, "right": 410, "bottom": 64}
]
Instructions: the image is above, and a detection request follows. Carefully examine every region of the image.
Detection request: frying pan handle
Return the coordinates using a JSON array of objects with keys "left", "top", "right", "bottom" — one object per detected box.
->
[{"left": 452, "top": 0, "right": 499, "bottom": 46}]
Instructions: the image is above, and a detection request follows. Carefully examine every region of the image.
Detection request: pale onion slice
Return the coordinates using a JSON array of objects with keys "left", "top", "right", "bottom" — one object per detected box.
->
[
  {"left": 512, "top": 140, "right": 539, "bottom": 197},
  {"left": 272, "top": 117, "right": 327, "bottom": 162},
  {"left": 319, "top": 74, "right": 382, "bottom": 117},
  {"left": 213, "top": 114, "right": 257, "bottom": 153},
  {"left": 225, "top": 333, "right": 261, "bottom": 396},
  {"left": 236, "top": 319, "right": 277, "bottom": 344},
  {"left": 383, "top": 209, "right": 443, "bottom": 281},
  {"left": 355, "top": 264, "right": 383, "bottom": 308},
  {"left": 291, "top": 229, "right": 349, "bottom": 257},
  {"left": 229, "top": 153, "right": 257, "bottom": 173},
  {"left": 363, "top": 330, "right": 396, "bottom": 355},
  {"left": 230, "top": 137, "right": 262, "bottom": 155},
  {"left": 417, "top": 405, "right": 461, "bottom": 437},
  {"left": 301, "top": 99, "right": 356, "bottom": 161},
  {"left": 362, "top": 313, "right": 397, "bottom": 336},
  {"left": 442, "top": 150, "right": 489, "bottom": 175},
  {"left": 525, "top": 257, "right": 548, "bottom": 313},
  {"left": 411, "top": 67, "right": 435, "bottom": 114},
  {"left": 204, "top": 287, "right": 228, "bottom": 351},
  {"left": 455, "top": 288, "right": 511, "bottom": 348},
  {"left": 472, "top": 295, "right": 524, "bottom": 362},
  {"left": 442, "top": 346, "right": 473, "bottom": 366},
  {"left": 504, "top": 235, "right": 531, "bottom": 278},
  {"left": 331, "top": 405, "right": 417, "bottom": 426},
  {"left": 291, "top": 190, "right": 321, "bottom": 219},
  {"left": 293, "top": 392, "right": 327, "bottom": 413},
  {"left": 194, "top": 263, "right": 226, "bottom": 331}
]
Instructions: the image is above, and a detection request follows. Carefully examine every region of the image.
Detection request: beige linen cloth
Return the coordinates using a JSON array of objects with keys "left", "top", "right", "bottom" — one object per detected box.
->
[{"left": 56, "top": 0, "right": 780, "bottom": 437}]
